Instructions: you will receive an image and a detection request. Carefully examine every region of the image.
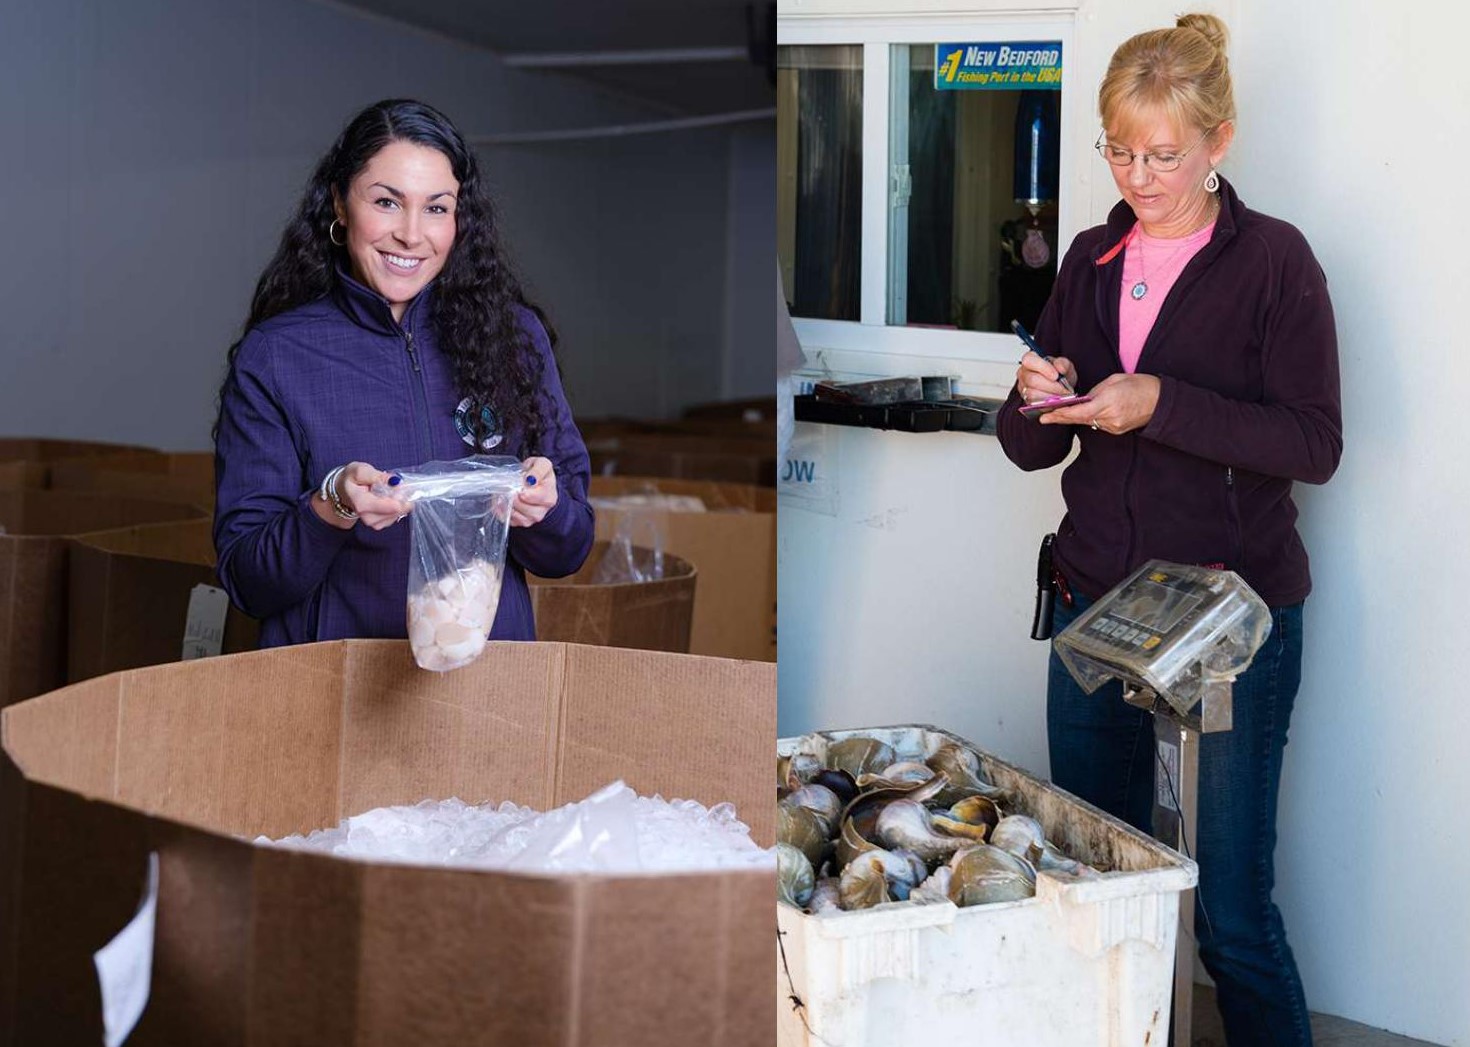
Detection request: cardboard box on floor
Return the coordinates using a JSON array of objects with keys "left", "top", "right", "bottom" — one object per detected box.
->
[
  {"left": 0, "top": 491, "right": 208, "bottom": 708},
  {"left": 0, "top": 438, "right": 160, "bottom": 491},
  {"left": 530, "top": 541, "right": 696, "bottom": 653},
  {"left": 590, "top": 433, "right": 776, "bottom": 487},
  {"left": 48, "top": 451, "right": 214, "bottom": 509},
  {"left": 681, "top": 396, "right": 777, "bottom": 423},
  {"left": 0, "top": 640, "right": 774, "bottom": 1047},
  {"left": 67, "top": 519, "right": 258, "bottom": 684},
  {"left": 589, "top": 477, "right": 776, "bottom": 662}
]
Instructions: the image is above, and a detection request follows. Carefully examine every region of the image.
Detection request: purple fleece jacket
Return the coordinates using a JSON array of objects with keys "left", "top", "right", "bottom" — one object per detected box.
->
[
  {"left": 997, "top": 178, "right": 1342, "bottom": 606},
  {"left": 213, "top": 272, "right": 595, "bottom": 646}
]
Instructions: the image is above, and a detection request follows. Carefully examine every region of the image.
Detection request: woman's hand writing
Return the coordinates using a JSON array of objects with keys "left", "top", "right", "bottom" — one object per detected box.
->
[{"left": 1040, "top": 373, "right": 1161, "bottom": 435}]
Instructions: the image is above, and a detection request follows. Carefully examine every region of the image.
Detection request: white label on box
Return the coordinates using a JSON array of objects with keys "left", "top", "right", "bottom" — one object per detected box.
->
[
  {"left": 93, "top": 851, "right": 158, "bottom": 1047},
  {"left": 1156, "top": 737, "right": 1180, "bottom": 812},
  {"left": 182, "top": 584, "right": 230, "bottom": 660},
  {"left": 779, "top": 421, "right": 838, "bottom": 517}
]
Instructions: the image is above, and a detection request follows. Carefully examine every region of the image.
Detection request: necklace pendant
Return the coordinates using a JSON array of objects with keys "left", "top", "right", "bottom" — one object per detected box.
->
[{"left": 1130, "top": 280, "right": 1148, "bottom": 301}]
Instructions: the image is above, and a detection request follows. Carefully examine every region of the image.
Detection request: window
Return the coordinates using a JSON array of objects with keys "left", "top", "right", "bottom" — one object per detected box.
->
[
  {"left": 889, "top": 45, "right": 1060, "bottom": 334},
  {"left": 777, "top": 17, "right": 1076, "bottom": 371}
]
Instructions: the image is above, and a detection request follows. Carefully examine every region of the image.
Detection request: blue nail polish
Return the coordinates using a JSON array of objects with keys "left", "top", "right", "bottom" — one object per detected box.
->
[{"left": 388, "top": 475, "right": 401, "bottom": 486}]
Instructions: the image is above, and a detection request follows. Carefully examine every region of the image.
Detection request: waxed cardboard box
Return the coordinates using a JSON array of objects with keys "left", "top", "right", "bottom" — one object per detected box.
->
[
  {"left": 529, "top": 541, "right": 696, "bottom": 653},
  {"left": 0, "top": 491, "right": 208, "bottom": 708},
  {"left": 48, "top": 451, "right": 215, "bottom": 509},
  {"left": 589, "top": 477, "right": 776, "bottom": 662},
  {"left": 0, "top": 438, "right": 159, "bottom": 491},
  {"left": 0, "top": 640, "right": 774, "bottom": 1047},
  {"left": 681, "top": 396, "right": 777, "bottom": 423},
  {"left": 589, "top": 432, "right": 776, "bottom": 487},
  {"left": 66, "top": 518, "right": 258, "bottom": 684}
]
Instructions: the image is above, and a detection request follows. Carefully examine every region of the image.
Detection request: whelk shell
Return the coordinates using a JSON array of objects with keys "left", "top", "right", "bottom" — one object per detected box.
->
[
  {"left": 926, "top": 742, "right": 1010, "bottom": 806},
  {"left": 777, "top": 842, "right": 816, "bottom": 908},
  {"left": 838, "top": 847, "right": 925, "bottom": 910},
  {"left": 874, "top": 799, "right": 970, "bottom": 865},
  {"left": 947, "top": 844, "right": 1037, "bottom": 907},
  {"left": 782, "top": 782, "right": 843, "bottom": 831},
  {"left": 777, "top": 803, "right": 829, "bottom": 869},
  {"left": 826, "top": 737, "right": 898, "bottom": 779}
]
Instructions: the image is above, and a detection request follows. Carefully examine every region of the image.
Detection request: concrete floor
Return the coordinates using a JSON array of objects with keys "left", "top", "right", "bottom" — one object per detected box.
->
[{"left": 1192, "top": 985, "right": 1440, "bottom": 1046}]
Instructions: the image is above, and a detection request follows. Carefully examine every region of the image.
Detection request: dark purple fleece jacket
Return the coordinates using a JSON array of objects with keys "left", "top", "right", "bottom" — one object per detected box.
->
[
  {"left": 997, "top": 178, "right": 1342, "bottom": 606},
  {"left": 214, "top": 272, "right": 594, "bottom": 647}
]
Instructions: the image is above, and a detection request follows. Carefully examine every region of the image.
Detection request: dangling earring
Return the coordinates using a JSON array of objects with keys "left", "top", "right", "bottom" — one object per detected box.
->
[
  {"left": 329, "top": 219, "right": 347, "bottom": 246},
  {"left": 1204, "top": 168, "right": 1220, "bottom": 193}
]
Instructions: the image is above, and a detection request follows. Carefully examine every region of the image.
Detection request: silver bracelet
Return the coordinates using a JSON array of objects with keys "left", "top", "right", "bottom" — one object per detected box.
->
[
  {"left": 318, "top": 465, "right": 341, "bottom": 505},
  {"left": 319, "top": 465, "right": 358, "bottom": 521}
]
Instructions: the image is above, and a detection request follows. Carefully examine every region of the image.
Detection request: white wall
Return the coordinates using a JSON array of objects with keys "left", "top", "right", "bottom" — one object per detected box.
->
[
  {"left": 1230, "top": 2, "right": 1470, "bottom": 1043},
  {"left": 779, "top": 0, "right": 1470, "bottom": 1043},
  {"left": 0, "top": 0, "right": 771, "bottom": 450}
]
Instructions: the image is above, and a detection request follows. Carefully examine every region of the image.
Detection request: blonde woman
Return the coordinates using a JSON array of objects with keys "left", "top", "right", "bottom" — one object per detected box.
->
[{"left": 998, "top": 15, "right": 1339, "bottom": 1045}]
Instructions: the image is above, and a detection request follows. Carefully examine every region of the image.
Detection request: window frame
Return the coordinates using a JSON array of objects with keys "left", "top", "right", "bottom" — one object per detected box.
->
[{"left": 779, "top": 13, "right": 1081, "bottom": 372}]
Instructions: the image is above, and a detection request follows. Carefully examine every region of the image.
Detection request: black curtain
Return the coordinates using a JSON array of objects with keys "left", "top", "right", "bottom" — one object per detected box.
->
[
  {"left": 905, "top": 76, "right": 955, "bottom": 325},
  {"left": 794, "top": 68, "right": 863, "bottom": 321}
]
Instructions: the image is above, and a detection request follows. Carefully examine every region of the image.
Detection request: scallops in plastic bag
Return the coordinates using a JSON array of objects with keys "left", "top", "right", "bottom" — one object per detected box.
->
[{"left": 377, "top": 456, "right": 527, "bottom": 672}]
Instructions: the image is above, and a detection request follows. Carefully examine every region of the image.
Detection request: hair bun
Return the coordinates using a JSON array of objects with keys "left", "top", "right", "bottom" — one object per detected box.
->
[{"left": 1177, "top": 12, "right": 1229, "bottom": 54}]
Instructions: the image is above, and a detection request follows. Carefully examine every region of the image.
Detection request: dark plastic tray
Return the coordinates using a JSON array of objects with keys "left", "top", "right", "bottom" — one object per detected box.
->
[{"left": 793, "top": 395, "right": 1003, "bottom": 436}]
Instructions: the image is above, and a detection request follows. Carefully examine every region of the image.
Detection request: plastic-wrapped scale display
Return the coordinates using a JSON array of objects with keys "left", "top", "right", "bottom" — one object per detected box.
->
[{"left": 1053, "top": 560, "right": 1272, "bottom": 719}]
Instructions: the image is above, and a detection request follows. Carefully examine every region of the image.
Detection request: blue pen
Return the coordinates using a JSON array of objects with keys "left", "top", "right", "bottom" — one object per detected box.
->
[{"left": 1010, "top": 319, "right": 1075, "bottom": 395}]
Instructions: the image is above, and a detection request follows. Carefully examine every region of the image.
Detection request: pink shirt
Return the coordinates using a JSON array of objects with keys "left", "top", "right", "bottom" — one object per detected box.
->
[{"left": 1118, "top": 220, "right": 1216, "bottom": 373}]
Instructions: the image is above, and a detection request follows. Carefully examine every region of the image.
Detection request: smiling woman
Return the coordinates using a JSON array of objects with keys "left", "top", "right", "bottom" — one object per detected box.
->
[
  {"left": 212, "top": 98, "right": 595, "bottom": 651},
  {"left": 333, "top": 140, "right": 459, "bottom": 319}
]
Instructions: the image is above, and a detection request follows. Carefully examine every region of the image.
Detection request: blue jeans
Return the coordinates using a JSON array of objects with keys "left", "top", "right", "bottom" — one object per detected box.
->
[{"left": 1048, "top": 592, "right": 1312, "bottom": 1046}]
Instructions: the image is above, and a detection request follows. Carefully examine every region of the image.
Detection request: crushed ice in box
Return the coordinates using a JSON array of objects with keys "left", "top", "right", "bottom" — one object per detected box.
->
[{"left": 258, "top": 780, "right": 774, "bottom": 874}]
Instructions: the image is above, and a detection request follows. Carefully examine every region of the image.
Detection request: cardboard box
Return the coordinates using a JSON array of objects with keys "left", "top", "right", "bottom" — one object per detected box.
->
[
  {"left": 589, "top": 478, "right": 776, "bottom": 662},
  {"left": 0, "top": 640, "right": 774, "bottom": 1046},
  {"left": 67, "top": 518, "right": 259, "bottom": 684},
  {"left": 529, "top": 541, "right": 696, "bottom": 653},
  {"left": 0, "top": 491, "right": 208, "bottom": 708},
  {"left": 591, "top": 433, "right": 776, "bottom": 487},
  {"left": 49, "top": 451, "right": 214, "bottom": 509},
  {"left": 681, "top": 397, "right": 777, "bottom": 423},
  {"left": 0, "top": 438, "right": 160, "bottom": 491}
]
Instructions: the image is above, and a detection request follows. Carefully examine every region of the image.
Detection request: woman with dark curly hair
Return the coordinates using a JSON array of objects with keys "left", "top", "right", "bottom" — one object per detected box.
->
[{"left": 214, "top": 98, "right": 594, "bottom": 647}]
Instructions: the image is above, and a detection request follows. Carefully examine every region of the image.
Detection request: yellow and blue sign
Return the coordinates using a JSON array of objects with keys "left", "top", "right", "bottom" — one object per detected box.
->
[{"left": 935, "top": 42, "right": 1062, "bottom": 91}]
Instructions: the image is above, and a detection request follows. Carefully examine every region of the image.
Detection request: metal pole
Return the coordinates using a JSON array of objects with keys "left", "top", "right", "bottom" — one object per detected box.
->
[{"left": 1153, "top": 711, "right": 1200, "bottom": 1046}]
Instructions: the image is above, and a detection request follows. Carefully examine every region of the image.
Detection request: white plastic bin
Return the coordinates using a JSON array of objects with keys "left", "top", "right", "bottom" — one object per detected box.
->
[{"left": 777, "top": 724, "right": 1197, "bottom": 1047}]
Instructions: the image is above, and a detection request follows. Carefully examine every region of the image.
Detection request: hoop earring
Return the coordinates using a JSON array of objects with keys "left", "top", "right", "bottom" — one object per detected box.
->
[
  {"left": 329, "top": 219, "right": 347, "bottom": 247},
  {"left": 1204, "top": 168, "right": 1220, "bottom": 193}
]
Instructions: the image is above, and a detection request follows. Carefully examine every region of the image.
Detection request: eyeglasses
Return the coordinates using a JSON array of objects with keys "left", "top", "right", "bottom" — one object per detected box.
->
[{"left": 1094, "top": 127, "right": 1215, "bottom": 173}]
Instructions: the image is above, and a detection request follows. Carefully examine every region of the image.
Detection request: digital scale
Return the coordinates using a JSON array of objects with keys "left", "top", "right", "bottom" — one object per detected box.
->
[{"left": 1054, "top": 561, "right": 1273, "bottom": 1046}]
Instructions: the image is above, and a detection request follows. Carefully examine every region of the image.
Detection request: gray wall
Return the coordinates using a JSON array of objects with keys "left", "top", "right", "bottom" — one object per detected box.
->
[
  {"left": 0, "top": 0, "right": 773, "bottom": 449},
  {"left": 487, "top": 124, "right": 751, "bottom": 420},
  {"left": 723, "top": 123, "right": 778, "bottom": 402}
]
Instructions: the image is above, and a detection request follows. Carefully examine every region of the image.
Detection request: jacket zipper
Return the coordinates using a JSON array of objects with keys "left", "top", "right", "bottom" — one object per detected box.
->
[
  {"left": 1225, "top": 466, "right": 1244, "bottom": 569},
  {"left": 403, "top": 328, "right": 436, "bottom": 461}
]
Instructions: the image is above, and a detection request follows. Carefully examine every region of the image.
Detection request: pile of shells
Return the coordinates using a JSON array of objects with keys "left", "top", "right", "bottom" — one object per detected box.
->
[
  {"left": 776, "top": 735, "right": 1100, "bottom": 914},
  {"left": 407, "top": 559, "right": 503, "bottom": 672}
]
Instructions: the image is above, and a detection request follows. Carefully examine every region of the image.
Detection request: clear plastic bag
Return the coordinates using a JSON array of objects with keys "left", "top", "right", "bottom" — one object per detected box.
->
[
  {"left": 377, "top": 456, "right": 527, "bottom": 672},
  {"left": 590, "top": 508, "right": 667, "bottom": 584},
  {"left": 586, "top": 483, "right": 701, "bottom": 585}
]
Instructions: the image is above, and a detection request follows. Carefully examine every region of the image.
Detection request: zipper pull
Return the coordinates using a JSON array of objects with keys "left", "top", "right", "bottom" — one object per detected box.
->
[
  {"left": 404, "top": 330, "right": 421, "bottom": 373},
  {"left": 1226, "top": 466, "right": 1234, "bottom": 487}
]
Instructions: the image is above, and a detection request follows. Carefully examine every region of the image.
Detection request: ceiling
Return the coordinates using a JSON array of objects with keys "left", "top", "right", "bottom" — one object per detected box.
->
[{"left": 332, "top": 0, "right": 775, "bottom": 116}]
